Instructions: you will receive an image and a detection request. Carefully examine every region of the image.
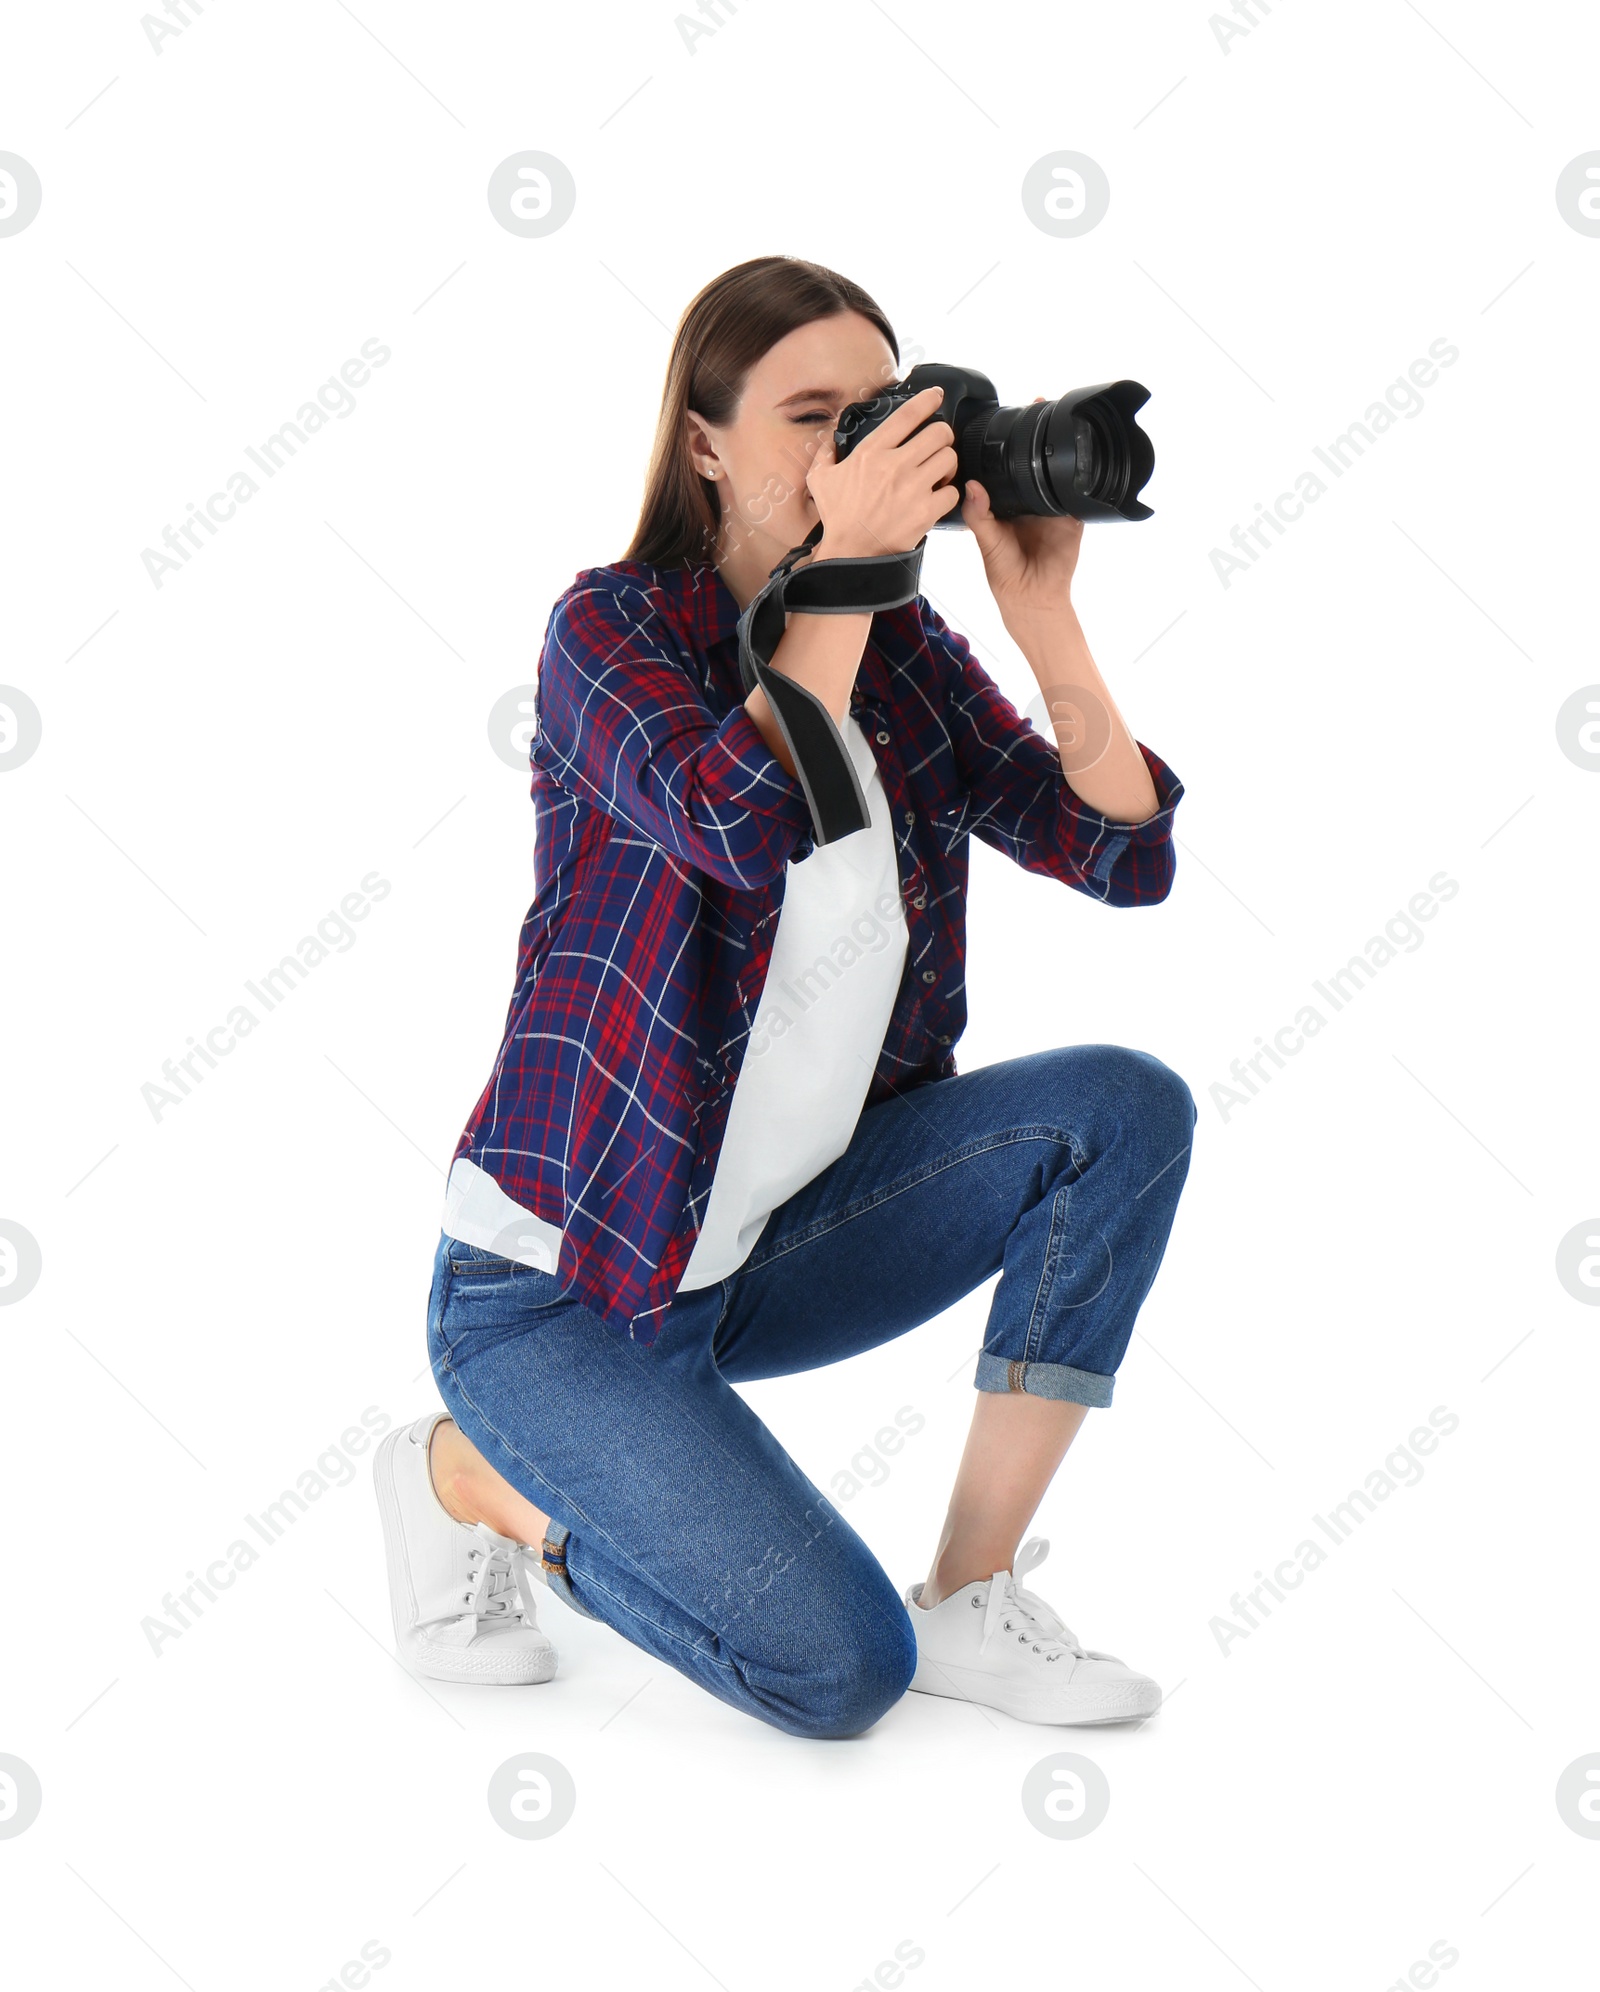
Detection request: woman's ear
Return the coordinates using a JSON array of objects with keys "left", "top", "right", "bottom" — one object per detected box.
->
[{"left": 684, "top": 410, "right": 720, "bottom": 481}]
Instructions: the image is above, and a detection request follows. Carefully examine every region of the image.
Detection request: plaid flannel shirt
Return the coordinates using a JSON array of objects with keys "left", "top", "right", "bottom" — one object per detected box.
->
[{"left": 450, "top": 557, "right": 1185, "bottom": 1345}]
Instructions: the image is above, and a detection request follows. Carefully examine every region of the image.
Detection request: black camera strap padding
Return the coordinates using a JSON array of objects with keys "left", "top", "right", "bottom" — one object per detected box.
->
[{"left": 736, "top": 522, "right": 926, "bottom": 847}]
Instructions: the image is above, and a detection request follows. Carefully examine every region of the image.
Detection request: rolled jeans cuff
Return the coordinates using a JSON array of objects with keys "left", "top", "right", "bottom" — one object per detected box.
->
[
  {"left": 539, "top": 1520, "right": 600, "bottom": 1620},
  {"left": 974, "top": 1352, "right": 1115, "bottom": 1408}
]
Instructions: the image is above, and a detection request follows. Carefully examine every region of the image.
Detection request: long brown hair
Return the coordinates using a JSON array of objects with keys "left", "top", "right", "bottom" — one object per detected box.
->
[{"left": 623, "top": 256, "right": 898, "bottom": 568}]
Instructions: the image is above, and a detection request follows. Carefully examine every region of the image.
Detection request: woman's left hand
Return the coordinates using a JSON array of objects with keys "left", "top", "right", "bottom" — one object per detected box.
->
[{"left": 960, "top": 397, "right": 1083, "bottom": 617}]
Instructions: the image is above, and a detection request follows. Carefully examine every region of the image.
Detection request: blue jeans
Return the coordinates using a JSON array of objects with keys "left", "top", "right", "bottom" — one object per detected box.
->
[{"left": 426, "top": 1043, "right": 1195, "bottom": 1740}]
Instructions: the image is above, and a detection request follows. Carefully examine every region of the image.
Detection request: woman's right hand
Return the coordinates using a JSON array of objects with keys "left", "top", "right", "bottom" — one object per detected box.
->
[{"left": 804, "top": 384, "right": 962, "bottom": 559}]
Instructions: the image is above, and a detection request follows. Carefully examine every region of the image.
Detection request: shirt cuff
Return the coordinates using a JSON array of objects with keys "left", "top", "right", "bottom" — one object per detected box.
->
[
  {"left": 1114, "top": 741, "right": 1184, "bottom": 840},
  {"left": 1056, "top": 741, "right": 1183, "bottom": 888}
]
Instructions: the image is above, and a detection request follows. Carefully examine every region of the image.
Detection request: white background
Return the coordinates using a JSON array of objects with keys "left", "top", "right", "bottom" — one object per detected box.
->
[{"left": 3, "top": 1, "right": 1598, "bottom": 1985}]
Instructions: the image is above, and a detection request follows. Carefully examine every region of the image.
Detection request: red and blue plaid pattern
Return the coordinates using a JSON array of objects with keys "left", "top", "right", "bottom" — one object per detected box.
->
[{"left": 451, "top": 558, "right": 1185, "bottom": 1345}]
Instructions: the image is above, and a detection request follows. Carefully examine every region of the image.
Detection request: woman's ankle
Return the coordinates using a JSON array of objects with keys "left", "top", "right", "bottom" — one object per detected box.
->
[
  {"left": 427, "top": 1416, "right": 551, "bottom": 1547},
  {"left": 923, "top": 1540, "right": 1018, "bottom": 1608},
  {"left": 427, "top": 1420, "right": 482, "bottom": 1526}
]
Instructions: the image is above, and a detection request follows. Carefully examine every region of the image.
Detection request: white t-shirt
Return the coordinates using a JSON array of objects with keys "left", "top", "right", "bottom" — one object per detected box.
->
[{"left": 441, "top": 712, "right": 907, "bottom": 1290}]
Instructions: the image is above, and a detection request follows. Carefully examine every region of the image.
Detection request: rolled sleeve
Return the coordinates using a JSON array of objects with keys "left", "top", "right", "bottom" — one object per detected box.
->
[
  {"left": 534, "top": 576, "right": 816, "bottom": 887},
  {"left": 1047, "top": 739, "right": 1184, "bottom": 906},
  {"left": 921, "top": 597, "right": 1184, "bottom": 908}
]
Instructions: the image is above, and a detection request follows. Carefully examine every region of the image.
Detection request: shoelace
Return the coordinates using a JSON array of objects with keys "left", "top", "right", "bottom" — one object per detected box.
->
[
  {"left": 428, "top": 1523, "right": 542, "bottom": 1648},
  {"left": 977, "top": 1536, "right": 1095, "bottom": 1667}
]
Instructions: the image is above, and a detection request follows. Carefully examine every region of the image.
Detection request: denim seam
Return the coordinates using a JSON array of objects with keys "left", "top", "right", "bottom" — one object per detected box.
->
[
  {"left": 433, "top": 1315, "right": 468, "bottom": 1370},
  {"left": 431, "top": 1254, "right": 461, "bottom": 1367},
  {"left": 564, "top": 1564, "right": 740, "bottom": 1678},
  {"left": 741, "top": 1124, "right": 1089, "bottom": 1274},
  {"left": 1023, "top": 1180, "right": 1070, "bottom": 1368}
]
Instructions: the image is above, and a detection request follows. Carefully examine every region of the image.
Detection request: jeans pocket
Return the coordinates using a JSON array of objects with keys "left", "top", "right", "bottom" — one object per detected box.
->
[{"left": 444, "top": 1244, "right": 571, "bottom": 1321}]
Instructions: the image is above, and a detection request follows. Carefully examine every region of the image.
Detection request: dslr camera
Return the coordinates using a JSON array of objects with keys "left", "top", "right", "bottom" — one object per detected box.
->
[{"left": 833, "top": 363, "right": 1154, "bottom": 525}]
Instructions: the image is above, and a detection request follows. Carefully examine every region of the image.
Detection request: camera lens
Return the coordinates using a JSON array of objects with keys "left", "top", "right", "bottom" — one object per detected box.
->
[
  {"left": 836, "top": 367, "right": 1152, "bottom": 524},
  {"left": 1071, "top": 416, "right": 1097, "bottom": 495},
  {"left": 1058, "top": 409, "right": 1133, "bottom": 512}
]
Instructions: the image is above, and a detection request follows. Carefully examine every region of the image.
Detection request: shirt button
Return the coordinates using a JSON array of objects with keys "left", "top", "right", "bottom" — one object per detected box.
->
[
  {"left": 902, "top": 809, "right": 916, "bottom": 826},
  {"left": 875, "top": 729, "right": 890, "bottom": 745},
  {"left": 912, "top": 895, "right": 927, "bottom": 909},
  {"left": 921, "top": 968, "right": 937, "bottom": 984},
  {"left": 936, "top": 1033, "right": 952, "bottom": 1045}
]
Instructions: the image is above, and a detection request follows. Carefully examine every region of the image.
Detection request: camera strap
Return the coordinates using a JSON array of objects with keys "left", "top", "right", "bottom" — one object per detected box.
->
[{"left": 736, "top": 522, "right": 925, "bottom": 846}]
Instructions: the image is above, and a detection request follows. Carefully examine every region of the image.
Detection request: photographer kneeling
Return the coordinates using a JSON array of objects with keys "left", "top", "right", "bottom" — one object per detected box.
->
[{"left": 373, "top": 254, "right": 1195, "bottom": 1740}]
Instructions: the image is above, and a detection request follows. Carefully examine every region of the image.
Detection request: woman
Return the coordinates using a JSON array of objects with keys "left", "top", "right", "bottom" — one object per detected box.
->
[{"left": 373, "top": 255, "right": 1195, "bottom": 1739}]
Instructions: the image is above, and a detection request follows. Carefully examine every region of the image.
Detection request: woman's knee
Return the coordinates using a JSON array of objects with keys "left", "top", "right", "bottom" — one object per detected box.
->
[
  {"left": 1121, "top": 1046, "right": 1196, "bottom": 1141},
  {"left": 746, "top": 1595, "right": 918, "bottom": 1741},
  {"left": 1043, "top": 1043, "right": 1195, "bottom": 1151},
  {"left": 803, "top": 1605, "right": 918, "bottom": 1738}
]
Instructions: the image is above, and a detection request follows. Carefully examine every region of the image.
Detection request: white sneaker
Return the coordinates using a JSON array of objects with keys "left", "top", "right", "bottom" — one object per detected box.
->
[
  {"left": 903, "top": 1536, "right": 1160, "bottom": 1725},
  {"left": 373, "top": 1411, "right": 557, "bottom": 1685}
]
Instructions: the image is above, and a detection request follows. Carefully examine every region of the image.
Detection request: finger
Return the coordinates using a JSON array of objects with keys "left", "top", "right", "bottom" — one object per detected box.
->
[
  {"left": 859, "top": 383, "right": 948, "bottom": 450},
  {"left": 901, "top": 419, "right": 958, "bottom": 469},
  {"left": 917, "top": 450, "right": 962, "bottom": 503},
  {"left": 961, "top": 479, "right": 1002, "bottom": 547}
]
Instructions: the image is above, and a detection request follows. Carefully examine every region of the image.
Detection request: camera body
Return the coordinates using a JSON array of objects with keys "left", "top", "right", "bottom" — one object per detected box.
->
[{"left": 833, "top": 363, "right": 1155, "bottom": 526}]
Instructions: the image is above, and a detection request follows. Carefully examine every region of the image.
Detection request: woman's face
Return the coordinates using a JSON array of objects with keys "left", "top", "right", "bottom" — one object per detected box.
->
[{"left": 686, "top": 310, "right": 899, "bottom": 568}]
